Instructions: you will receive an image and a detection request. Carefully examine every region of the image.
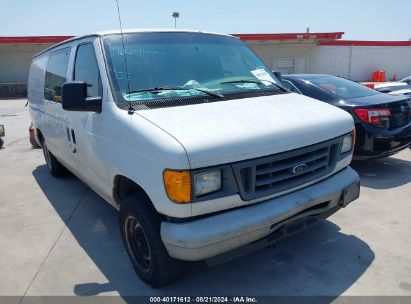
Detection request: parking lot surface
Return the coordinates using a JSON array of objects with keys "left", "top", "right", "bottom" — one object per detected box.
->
[{"left": 1, "top": 99, "right": 411, "bottom": 299}]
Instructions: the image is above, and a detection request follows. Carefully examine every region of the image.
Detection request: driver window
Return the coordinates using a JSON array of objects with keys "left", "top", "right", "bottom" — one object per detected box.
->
[{"left": 74, "top": 43, "right": 102, "bottom": 97}]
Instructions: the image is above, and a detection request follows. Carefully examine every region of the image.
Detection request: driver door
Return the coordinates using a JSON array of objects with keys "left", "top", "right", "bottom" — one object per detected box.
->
[{"left": 66, "top": 40, "right": 110, "bottom": 198}]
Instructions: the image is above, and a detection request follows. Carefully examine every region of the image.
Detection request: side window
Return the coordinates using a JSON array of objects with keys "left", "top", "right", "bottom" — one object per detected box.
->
[
  {"left": 299, "top": 83, "right": 336, "bottom": 103},
  {"left": 44, "top": 48, "right": 70, "bottom": 102},
  {"left": 281, "top": 80, "right": 301, "bottom": 94},
  {"left": 74, "top": 44, "right": 102, "bottom": 97}
]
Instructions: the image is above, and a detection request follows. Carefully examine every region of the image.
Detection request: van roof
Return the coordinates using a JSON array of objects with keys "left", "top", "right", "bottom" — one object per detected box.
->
[
  {"left": 33, "top": 28, "right": 236, "bottom": 58},
  {"left": 94, "top": 28, "right": 234, "bottom": 37}
]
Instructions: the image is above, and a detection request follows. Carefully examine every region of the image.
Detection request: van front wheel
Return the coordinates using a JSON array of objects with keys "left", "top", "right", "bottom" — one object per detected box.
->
[
  {"left": 119, "top": 193, "right": 186, "bottom": 287},
  {"left": 42, "top": 140, "right": 67, "bottom": 177}
]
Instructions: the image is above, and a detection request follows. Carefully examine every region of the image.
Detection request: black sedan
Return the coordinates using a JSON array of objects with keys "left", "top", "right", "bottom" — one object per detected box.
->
[{"left": 280, "top": 74, "right": 411, "bottom": 160}]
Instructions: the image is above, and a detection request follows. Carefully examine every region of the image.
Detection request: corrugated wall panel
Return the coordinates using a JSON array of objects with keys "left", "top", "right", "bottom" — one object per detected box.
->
[
  {"left": 313, "top": 46, "right": 350, "bottom": 78},
  {"left": 350, "top": 46, "right": 411, "bottom": 81},
  {"left": 315, "top": 45, "right": 411, "bottom": 81}
]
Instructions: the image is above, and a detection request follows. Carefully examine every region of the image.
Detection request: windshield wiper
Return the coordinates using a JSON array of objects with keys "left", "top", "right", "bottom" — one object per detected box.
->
[
  {"left": 127, "top": 86, "right": 224, "bottom": 98},
  {"left": 220, "top": 79, "right": 262, "bottom": 85},
  {"left": 220, "top": 79, "right": 288, "bottom": 93}
]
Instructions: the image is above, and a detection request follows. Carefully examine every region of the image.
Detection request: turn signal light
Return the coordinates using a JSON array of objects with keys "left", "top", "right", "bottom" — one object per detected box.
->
[
  {"left": 354, "top": 108, "right": 390, "bottom": 128},
  {"left": 163, "top": 170, "right": 191, "bottom": 203}
]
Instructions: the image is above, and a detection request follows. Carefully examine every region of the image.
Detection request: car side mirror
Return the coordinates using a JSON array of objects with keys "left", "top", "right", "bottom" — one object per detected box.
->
[
  {"left": 62, "top": 82, "right": 102, "bottom": 113},
  {"left": 272, "top": 71, "right": 282, "bottom": 80}
]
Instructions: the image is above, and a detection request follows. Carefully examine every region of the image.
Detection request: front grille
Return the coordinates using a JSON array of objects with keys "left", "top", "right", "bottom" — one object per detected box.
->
[{"left": 232, "top": 137, "right": 341, "bottom": 201}]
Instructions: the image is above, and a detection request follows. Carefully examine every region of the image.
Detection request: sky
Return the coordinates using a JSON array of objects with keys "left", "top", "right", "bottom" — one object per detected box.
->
[{"left": 1, "top": 0, "right": 411, "bottom": 41}]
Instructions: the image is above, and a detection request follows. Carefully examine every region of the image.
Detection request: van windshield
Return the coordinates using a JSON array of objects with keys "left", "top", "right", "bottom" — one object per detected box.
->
[{"left": 102, "top": 32, "right": 283, "bottom": 104}]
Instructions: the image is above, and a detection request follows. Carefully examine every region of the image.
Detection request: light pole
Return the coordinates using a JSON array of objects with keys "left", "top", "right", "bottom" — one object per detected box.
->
[{"left": 172, "top": 12, "right": 180, "bottom": 28}]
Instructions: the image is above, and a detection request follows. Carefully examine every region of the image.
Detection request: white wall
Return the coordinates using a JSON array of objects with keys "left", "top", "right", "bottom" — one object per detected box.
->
[
  {"left": 350, "top": 46, "right": 411, "bottom": 81},
  {"left": 314, "top": 46, "right": 350, "bottom": 78},
  {"left": 0, "top": 44, "right": 52, "bottom": 83},
  {"left": 246, "top": 42, "right": 317, "bottom": 74},
  {"left": 315, "top": 45, "right": 411, "bottom": 81}
]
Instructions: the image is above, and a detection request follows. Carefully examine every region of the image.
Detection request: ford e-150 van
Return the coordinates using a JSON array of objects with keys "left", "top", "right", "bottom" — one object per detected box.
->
[{"left": 28, "top": 29, "right": 360, "bottom": 287}]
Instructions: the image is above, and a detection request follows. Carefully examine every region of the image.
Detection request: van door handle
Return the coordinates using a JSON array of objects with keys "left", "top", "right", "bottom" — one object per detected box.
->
[
  {"left": 66, "top": 127, "right": 71, "bottom": 142},
  {"left": 71, "top": 129, "right": 76, "bottom": 153}
]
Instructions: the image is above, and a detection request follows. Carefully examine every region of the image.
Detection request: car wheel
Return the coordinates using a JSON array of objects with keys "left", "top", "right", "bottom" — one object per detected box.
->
[
  {"left": 0, "top": 138, "right": 4, "bottom": 149},
  {"left": 119, "top": 193, "right": 186, "bottom": 287},
  {"left": 42, "top": 140, "right": 67, "bottom": 177}
]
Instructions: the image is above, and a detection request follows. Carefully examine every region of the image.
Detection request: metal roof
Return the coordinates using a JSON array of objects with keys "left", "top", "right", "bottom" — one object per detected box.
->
[
  {"left": 0, "top": 36, "right": 74, "bottom": 44},
  {"left": 2, "top": 31, "right": 411, "bottom": 47},
  {"left": 232, "top": 32, "right": 344, "bottom": 41},
  {"left": 319, "top": 40, "right": 411, "bottom": 46}
]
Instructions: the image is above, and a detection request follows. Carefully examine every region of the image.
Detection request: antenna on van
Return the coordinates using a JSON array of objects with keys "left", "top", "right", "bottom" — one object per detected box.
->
[{"left": 114, "top": 0, "right": 134, "bottom": 114}]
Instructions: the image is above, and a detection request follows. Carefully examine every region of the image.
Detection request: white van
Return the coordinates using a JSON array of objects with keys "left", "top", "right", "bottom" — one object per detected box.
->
[{"left": 28, "top": 29, "right": 360, "bottom": 287}]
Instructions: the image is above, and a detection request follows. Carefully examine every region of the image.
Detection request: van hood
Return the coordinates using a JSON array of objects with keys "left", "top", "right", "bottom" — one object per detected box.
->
[{"left": 136, "top": 93, "right": 354, "bottom": 168}]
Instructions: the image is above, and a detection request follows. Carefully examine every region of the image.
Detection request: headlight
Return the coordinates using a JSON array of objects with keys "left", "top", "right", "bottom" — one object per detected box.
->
[
  {"left": 341, "top": 132, "right": 354, "bottom": 154},
  {"left": 194, "top": 170, "right": 222, "bottom": 197}
]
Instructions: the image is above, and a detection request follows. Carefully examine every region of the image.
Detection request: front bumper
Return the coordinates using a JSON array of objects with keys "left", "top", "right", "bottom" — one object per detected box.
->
[
  {"left": 354, "top": 122, "right": 411, "bottom": 160},
  {"left": 161, "top": 167, "right": 360, "bottom": 261}
]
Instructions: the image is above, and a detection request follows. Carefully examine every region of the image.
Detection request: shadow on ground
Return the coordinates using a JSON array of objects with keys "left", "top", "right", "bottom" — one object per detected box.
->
[
  {"left": 351, "top": 154, "right": 411, "bottom": 189},
  {"left": 33, "top": 164, "right": 374, "bottom": 301}
]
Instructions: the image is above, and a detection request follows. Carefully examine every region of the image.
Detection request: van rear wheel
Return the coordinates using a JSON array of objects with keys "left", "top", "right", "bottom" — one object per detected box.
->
[
  {"left": 119, "top": 193, "right": 186, "bottom": 287},
  {"left": 42, "top": 140, "right": 67, "bottom": 177}
]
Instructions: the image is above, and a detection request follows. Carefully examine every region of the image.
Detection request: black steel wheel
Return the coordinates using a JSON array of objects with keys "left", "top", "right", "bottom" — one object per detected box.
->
[
  {"left": 119, "top": 193, "right": 186, "bottom": 287},
  {"left": 42, "top": 140, "right": 67, "bottom": 177},
  {"left": 124, "top": 216, "right": 152, "bottom": 274}
]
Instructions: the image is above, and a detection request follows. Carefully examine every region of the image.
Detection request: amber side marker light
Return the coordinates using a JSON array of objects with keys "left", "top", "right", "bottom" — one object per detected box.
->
[{"left": 163, "top": 170, "right": 192, "bottom": 203}]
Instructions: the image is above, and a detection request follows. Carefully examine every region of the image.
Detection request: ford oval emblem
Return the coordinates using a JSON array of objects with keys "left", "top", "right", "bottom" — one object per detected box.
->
[{"left": 293, "top": 163, "right": 308, "bottom": 174}]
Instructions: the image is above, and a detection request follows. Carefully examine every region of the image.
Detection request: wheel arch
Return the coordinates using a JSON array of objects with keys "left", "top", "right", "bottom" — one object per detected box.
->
[
  {"left": 35, "top": 127, "right": 45, "bottom": 147},
  {"left": 113, "top": 175, "right": 157, "bottom": 212}
]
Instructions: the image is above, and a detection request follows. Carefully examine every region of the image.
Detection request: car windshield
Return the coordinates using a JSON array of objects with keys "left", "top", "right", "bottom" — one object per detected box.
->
[
  {"left": 308, "top": 76, "right": 379, "bottom": 99},
  {"left": 102, "top": 32, "right": 282, "bottom": 103}
]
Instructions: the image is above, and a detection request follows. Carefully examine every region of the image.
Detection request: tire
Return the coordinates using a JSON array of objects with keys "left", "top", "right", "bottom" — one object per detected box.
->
[
  {"left": 119, "top": 193, "right": 186, "bottom": 287},
  {"left": 42, "top": 140, "right": 67, "bottom": 177},
  {"left": 0, "top": 138, "right": 4, "bottom": 149}
]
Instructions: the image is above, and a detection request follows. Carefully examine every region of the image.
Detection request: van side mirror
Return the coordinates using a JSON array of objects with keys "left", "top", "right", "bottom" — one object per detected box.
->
[{"left": 62, "top": 82, "right": 102, "bottom": 113}]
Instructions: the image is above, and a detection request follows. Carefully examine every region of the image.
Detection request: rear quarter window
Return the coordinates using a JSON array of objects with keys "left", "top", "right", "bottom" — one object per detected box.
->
[
  {"left": 309, "top": 76, "right": 378, "bottom": 99},
  {"left": 44, "top": 48, "right": 70, "bottom": 103},
  {"left": 290, "top": 79, "right": 338, "bottom": 103},
  {"left": 28, "top": 56, "right": 48, "bottom": 105}
]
